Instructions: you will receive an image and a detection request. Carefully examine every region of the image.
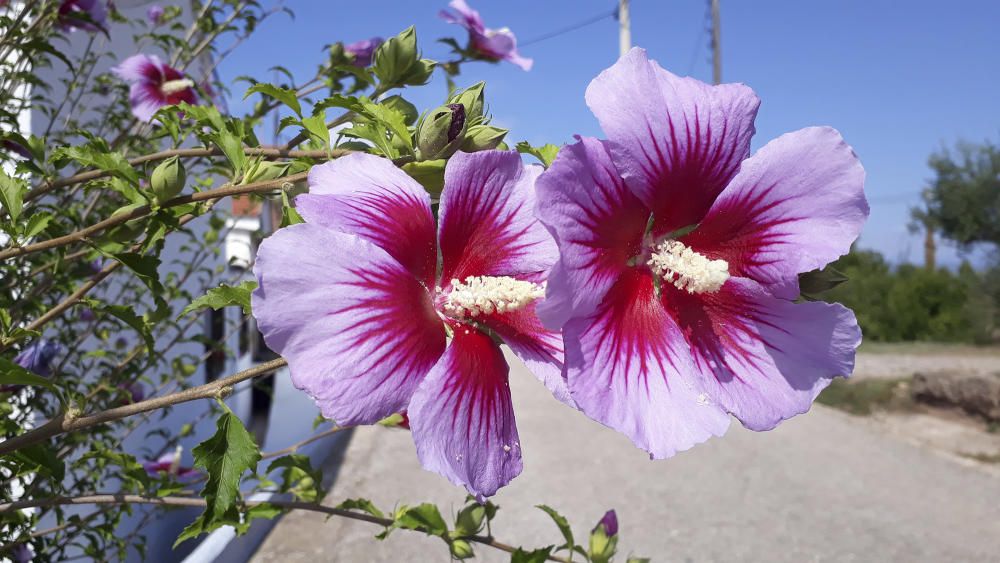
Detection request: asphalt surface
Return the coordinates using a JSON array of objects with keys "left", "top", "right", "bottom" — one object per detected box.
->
[{"left": 252, "top": 351, "right": 1000, "bottom": 562}]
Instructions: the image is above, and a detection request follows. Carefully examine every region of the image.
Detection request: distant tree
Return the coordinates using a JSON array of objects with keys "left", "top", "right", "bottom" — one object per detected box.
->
[{"left": 913, "top": 139, "right": 1000, "bottom": 249}]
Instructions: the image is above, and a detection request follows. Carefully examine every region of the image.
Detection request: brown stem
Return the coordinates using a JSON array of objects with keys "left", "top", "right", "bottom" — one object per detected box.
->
[
  {"left": 0, "top": 494, "right": 571, "bottom": 562},
  {"left": 0, "top": 359, "right": 287, "bottom": 456}
]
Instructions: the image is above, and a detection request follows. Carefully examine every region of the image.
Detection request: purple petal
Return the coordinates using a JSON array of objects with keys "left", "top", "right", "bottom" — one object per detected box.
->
[
  {"left": 440, "top": 0, "right": 485, "bottom": 33},
  {"left": 597, "top": 509, "right": 618, "bottom": 536},
  {"left": 252, "top": 224, "right": 446, "bottom": 425},
  {"left": 662, "top": 277, "right": 861, "bottom": 431},
  {"left": 681, "top": 127, "right": 868, "bottom": 298},
  {"left": 585, "top": 48, "right": 760, "bottom": 234},
  {"left": 407, "top": 326, "right": 522, "bottom": 499},
  {"left": 112, "top": 54, "right": 163, "bottom": 84},
  {"left": 14, "top": 340, "right": 60, "bottom": 377},
  {"left": 128, "top": 82, "right": 167, "bottom": 123},
  {"left": 535, "top": 136, "right": 649, "bottom": 329},
  {"left": 563, "top": 269, "right": 730, "bottom": 458},
  {"left": 438, "top": 150, "right": 557, "bottom": 283},
  {"left": 298, "top": 154, "right": 438, "bottom": 287},
  {"left": 471, "top": 28, "right": 533, "bottom": 70}
]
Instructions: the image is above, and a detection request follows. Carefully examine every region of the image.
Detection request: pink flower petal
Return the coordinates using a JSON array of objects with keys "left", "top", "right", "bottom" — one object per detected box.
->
[
  {"left": 681, "top": 127, "right": 868, "bottom": 298},
  {"left": 662, "top": 277, "right": 861, "bottom": 431},
  {"left": 438, "top": 150, "right": 557, "bottom": 284},
  {"left": 564, "top": 269, "right": 731, "bottom": 458},
  {"left": 408, "top": 326, "right": 522, "bottom": 500},
  {"left": 535, "top": 136, "right": 649, "bottom": 329},
  {"left": 585, "top": 48, "right": 759, "bottom": 234},
  {"left": 299, "top": 154, "right": 438, "bottom": 287},
  {"left": 252, "top": 224, "right": 446, "bottom": 425}
]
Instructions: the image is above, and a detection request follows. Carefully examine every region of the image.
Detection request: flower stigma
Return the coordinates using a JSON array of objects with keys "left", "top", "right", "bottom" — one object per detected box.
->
[
  {"left": 160, "top": 78, "right": 194, "bottom": 95},
  {"left": 443, "top": 276, "right": 545, "bottom": 318},
  {"left": 648, "top": 239, "right": 730, "bottom": 294}
]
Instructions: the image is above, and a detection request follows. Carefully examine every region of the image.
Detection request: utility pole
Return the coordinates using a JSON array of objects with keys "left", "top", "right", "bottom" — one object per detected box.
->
[
  {"left": 618, "top": 0, "right": 631, "bottom": 57},
  {"left": 924, "top": 217, "right": 937, "bottom": 271},
  {"left": 710, "top": 0, "right": 722, "bottom": 84}
]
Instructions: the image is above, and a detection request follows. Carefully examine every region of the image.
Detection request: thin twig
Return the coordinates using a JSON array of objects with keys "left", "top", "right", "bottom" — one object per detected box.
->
[
  {"left": 0, "top": 494, "right": 571, "bottom": 562},
  {"left": 0, "top": 359, "right": 287, "bottom": 456}
]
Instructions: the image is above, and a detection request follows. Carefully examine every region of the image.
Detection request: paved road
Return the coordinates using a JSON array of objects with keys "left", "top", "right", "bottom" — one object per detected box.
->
[{"left": 252, "top": 352, "right": 1000, "bottom": 562}]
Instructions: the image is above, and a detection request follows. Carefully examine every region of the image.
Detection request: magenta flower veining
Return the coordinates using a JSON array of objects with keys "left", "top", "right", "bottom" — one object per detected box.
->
[
  {"left": 112, "top": 54, "right": 198, "bottom": 123},
  {"left": 343, "top": 37, "right": 383, "bottom": 67},
  {"left": 440, "top": 0, "right": 532, "bottom": 71},
  {"left": 536, "top": 48, "right": 868, "bottom": 458},
  {"left": 252, "top": 150, "right": 569, "bottom": 498}
]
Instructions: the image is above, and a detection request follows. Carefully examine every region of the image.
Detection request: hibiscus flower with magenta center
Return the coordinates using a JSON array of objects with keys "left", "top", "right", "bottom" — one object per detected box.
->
[
  {"left": 252, "top": 150, "right": 568, "bottom": 499},
  {"left": 536, "top": 48, "right": 869, "bottom": 458}
]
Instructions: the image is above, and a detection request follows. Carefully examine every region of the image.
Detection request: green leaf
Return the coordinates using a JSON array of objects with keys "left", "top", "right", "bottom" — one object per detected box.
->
[
  {"left": 396, "top": 503, "right": 448, "bottom": 537},
  {"left": 52, "top": 145, "right": 139, "bottom": 184},
  {"left": 537, "top": 505, "right": 575, "bottom": 553},
  {"left": 176, "top": 405, "right": 261, "bottom": 546},
  {"left": 22, "top": 212, "right": 52, "bottom": 238},
  {"left": 0, "top": 170, "right": 26, "bottom": 222},
  {"left": 626, "top": 558, "right": 652, "bottom": 563},
  {"left": 179, "top": 281, "right": 257, "bottom": 318},
  {"left": 244, "top": 83, "right": 302, "bottom": 117},
  {"left": 0, "top": 356, "right": 57, "bottom": 394},
  {"left": 516, "top": 141, "right": 561, "bottom": 168},
  {"left": 300, "top": 111, "right": 331, "bottom": 150},
  {"left": 510, "top": 547, "right": 555, "bottom": 563},
  {"left": 279, "top": 189, "right": 304, "bottom": 227},
  {"left": 362, "top": 101, "right": 413, "bottom": 152},
  {"left": 336, "top": 498, "right": 385, "bottom": 519},
  {"left": 13, "top": 443, "right": 65, "bottom": 481}
]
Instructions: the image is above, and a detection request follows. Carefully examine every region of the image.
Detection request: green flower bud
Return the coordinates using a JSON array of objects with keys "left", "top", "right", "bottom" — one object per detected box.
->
[
  {"left": 402, "top": 159, "right": 446, "bottom": 196},
  {"left": 150, "top": 156, "right": 186, "bottom": 203},
  {"left": 416, "top": 104, "right": 466, "bottom": 160},
  {"left": 454, "top": 504, "right": 486, "bottom": 536},
  {"left": 373, "top": 27, "right": 435, "bottom": 87},
  {"left": 449, "top": 82, "right": 486, "bottom": 121},
  {"left": 449, "top": 539, "right": 474, "bottom": 559},
  {"left": 461, "top": 125, "right": 508, "bottom": 152}
]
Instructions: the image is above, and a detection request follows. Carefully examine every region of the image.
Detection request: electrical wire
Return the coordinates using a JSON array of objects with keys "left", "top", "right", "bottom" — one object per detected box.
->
[{"left": 520, "top": 6, "right": 619, "bottom": 47}]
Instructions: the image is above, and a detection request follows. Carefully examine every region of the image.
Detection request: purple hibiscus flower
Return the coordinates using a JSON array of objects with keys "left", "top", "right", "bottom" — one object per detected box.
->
[
  {"left": 112, "top": 54, "right": 198, "bottom": 123},
  {"left": 146, "top": 4, "right": 164, "bottom": 25},
  {"left": 440, "top": 0, "right": 532, "bottom": 71},
  {"left": 343, "top": 37, "right": 383, "bottom": 67},
  {"left": 535, "top": 48, "right": 868, "bottom": 459},
  {"left": 252, "top": 150, "right": 568, "bottom": 498},
  {"left": 143, "top": 447, "right": 200, "bottom": 480},
  {"left": 1, "top": 340, "right": 60, "bottom": 393},
  {"left": 58, "top": 0, "right": 107, "bottom": 33}
]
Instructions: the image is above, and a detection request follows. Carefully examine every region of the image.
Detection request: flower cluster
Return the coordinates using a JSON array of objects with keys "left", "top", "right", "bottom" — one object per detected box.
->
[{"left": 252, "top": 49, "right": 867, "bottom": 497}]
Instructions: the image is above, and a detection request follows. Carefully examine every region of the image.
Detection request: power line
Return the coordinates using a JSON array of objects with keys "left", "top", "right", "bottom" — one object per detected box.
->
[{"left": 520, "top": 7, "right": 618, "bottom": 47}]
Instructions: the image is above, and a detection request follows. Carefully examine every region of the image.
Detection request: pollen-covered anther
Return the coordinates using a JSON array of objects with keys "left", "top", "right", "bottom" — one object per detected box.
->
[
  {"left": 160, "top": 78, "right": 194, "bottom": 95},
  {"left": 648, "top": 240, "right": 730, "bottom": 294},
  {"left": 443, "top": 276, "right": 545, "bottom": 318}
]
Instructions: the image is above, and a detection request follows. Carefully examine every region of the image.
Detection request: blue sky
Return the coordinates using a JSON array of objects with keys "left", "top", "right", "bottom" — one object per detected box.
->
[{"left": 219, "top": 0, "right": 1000, "bottom": 266}]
